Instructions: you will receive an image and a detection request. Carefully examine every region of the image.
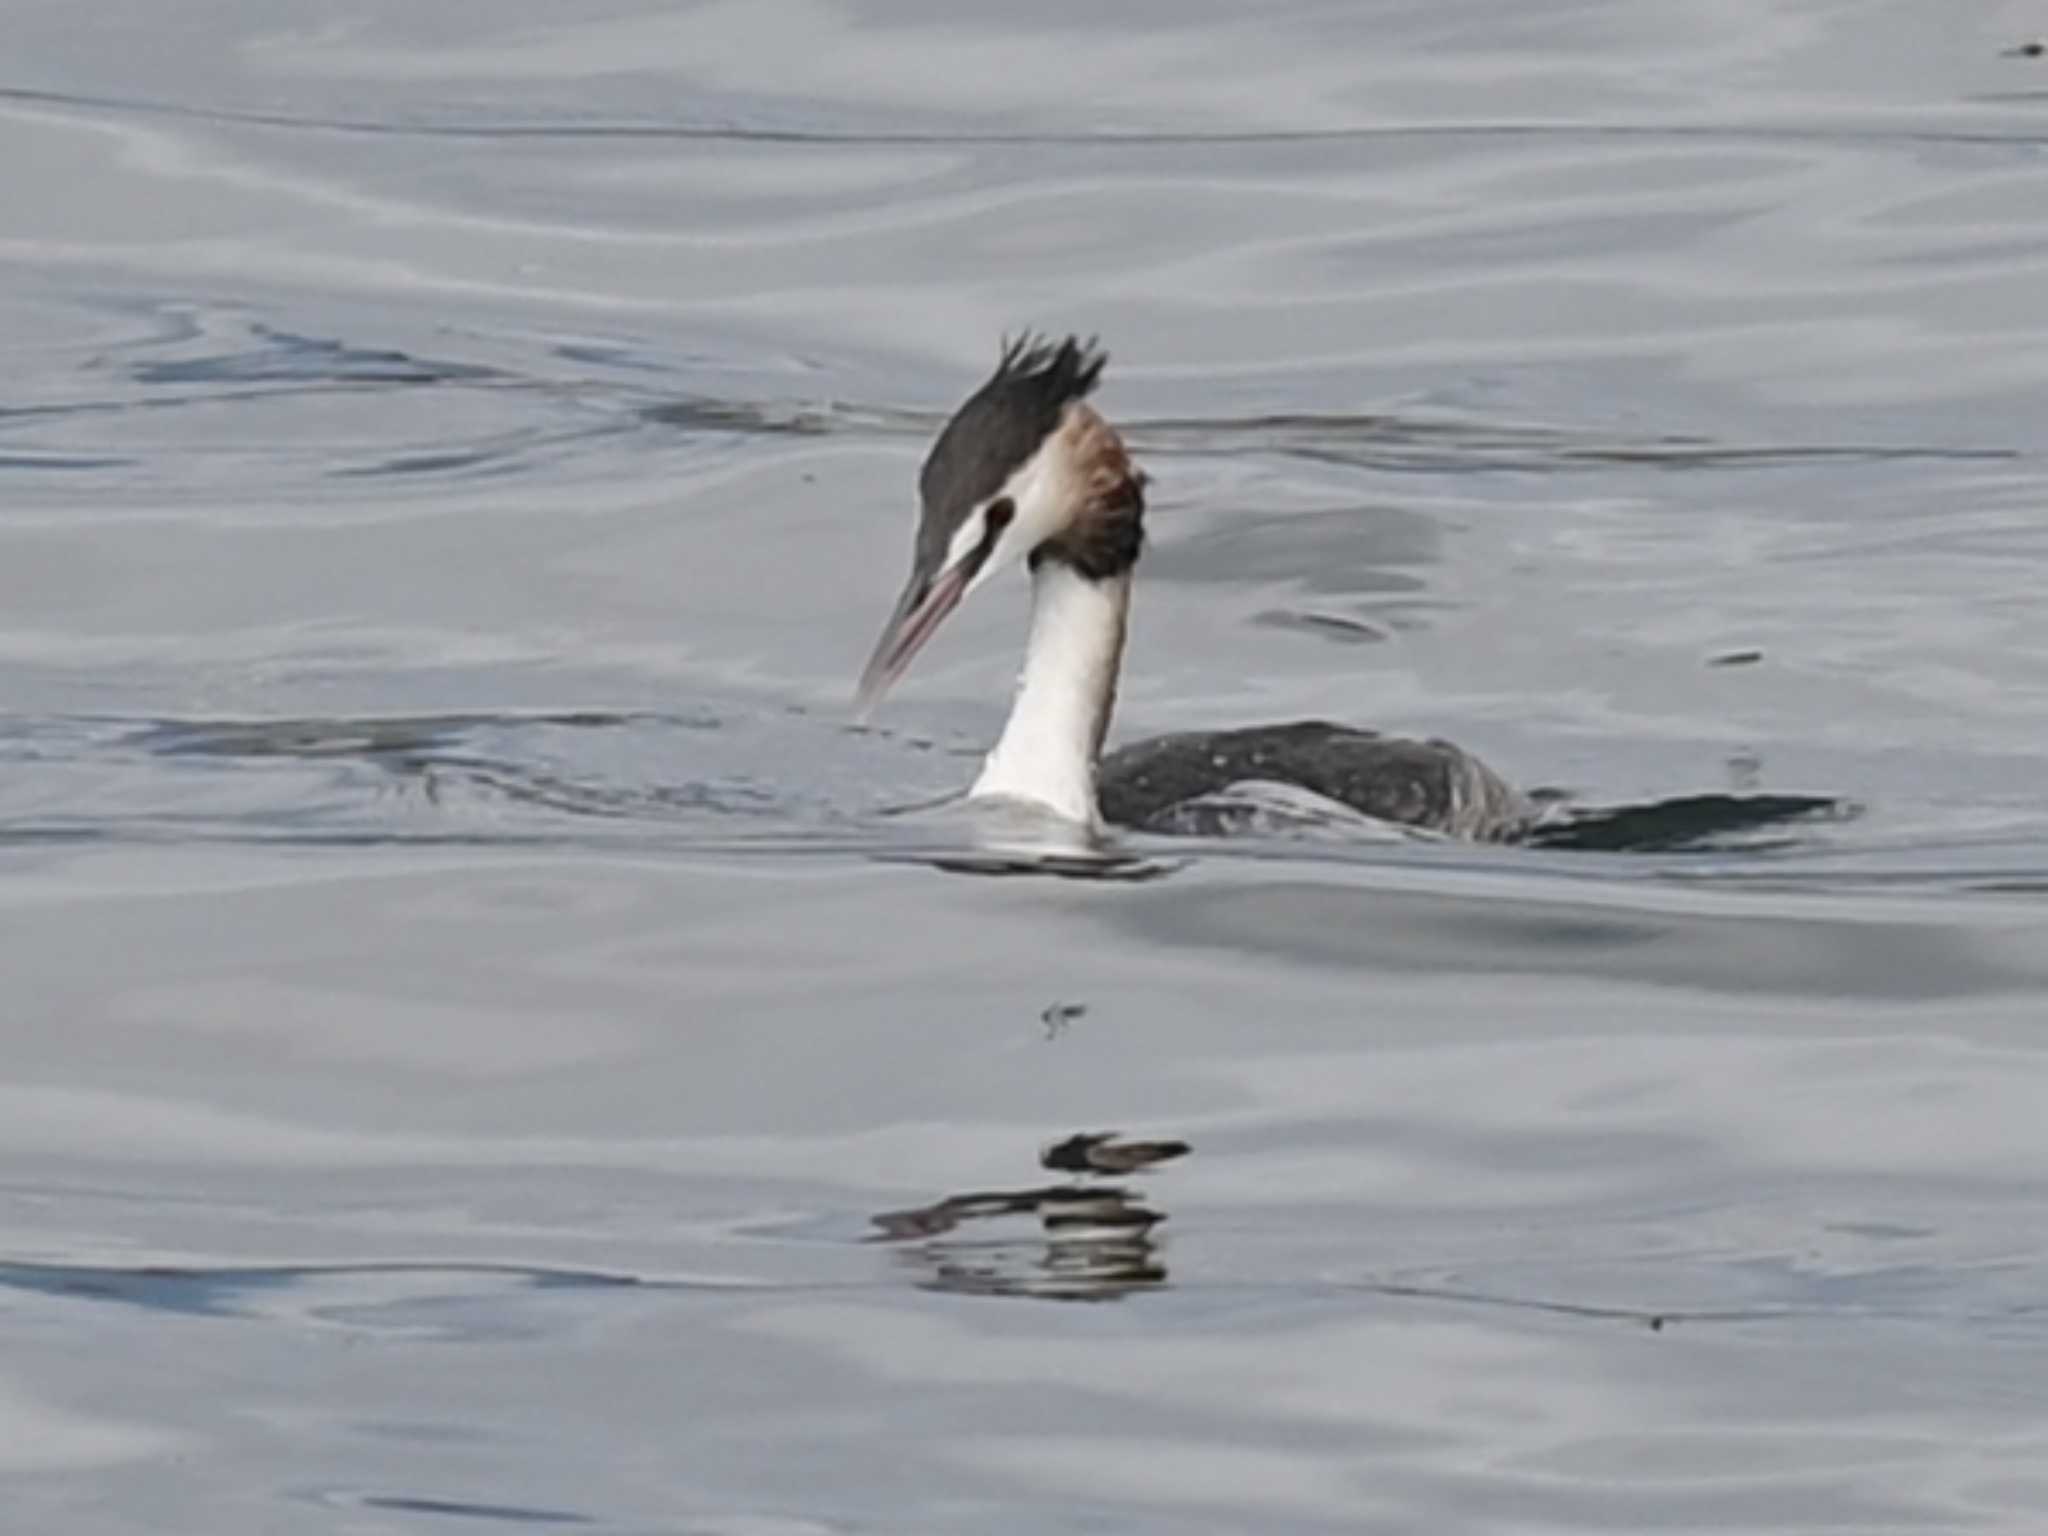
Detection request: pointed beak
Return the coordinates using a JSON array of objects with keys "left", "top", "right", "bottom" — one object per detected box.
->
[{"left": 854, "top": 554, "right": 979, "bottom": 718}]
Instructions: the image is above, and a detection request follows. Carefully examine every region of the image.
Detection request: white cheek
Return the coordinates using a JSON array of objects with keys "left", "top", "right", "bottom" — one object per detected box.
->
[{"left": 959, "top": 449, "right": 1070, "bottom": 596}]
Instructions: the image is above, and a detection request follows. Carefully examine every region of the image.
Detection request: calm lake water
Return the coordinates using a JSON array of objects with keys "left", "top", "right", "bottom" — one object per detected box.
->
[{"left": 6, "top": 3, "right": 2048, "bottom": 1531}]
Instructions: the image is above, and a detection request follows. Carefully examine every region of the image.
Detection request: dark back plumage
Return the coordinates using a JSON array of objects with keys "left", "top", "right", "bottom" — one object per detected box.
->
[{"left": 913, "top": 335, "right": 1107, "bottom": 572}]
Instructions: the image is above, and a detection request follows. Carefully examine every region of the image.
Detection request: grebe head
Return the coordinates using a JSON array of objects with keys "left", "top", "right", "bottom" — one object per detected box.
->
[{"left": 855, "top": 334, "right": 1144, "bottom": 715}]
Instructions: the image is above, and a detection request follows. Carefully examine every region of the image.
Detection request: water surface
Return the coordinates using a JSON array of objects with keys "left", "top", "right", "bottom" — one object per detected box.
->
[{"left": 6, "top": 2, "right": 2048, "bottom": 1531}]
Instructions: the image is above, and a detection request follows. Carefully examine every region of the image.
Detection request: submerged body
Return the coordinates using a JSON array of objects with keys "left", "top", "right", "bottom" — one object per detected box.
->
[{"left": 855, "top": 334, "right": 1529, "bottom": 841}]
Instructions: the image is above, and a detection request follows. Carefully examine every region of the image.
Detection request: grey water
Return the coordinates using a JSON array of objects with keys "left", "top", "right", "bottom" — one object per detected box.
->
[{"left": 5, "top": 2, "right": 2048, "bottom": 1530}]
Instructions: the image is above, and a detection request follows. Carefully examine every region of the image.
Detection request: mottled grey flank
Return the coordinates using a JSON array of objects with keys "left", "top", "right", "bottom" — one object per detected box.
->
[{"left": 1101, "top": 720, "right": 1533, "bottom": 839}]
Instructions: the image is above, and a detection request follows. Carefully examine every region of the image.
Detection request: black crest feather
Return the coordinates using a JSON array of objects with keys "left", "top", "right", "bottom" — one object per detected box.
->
[
  {"left": 992, "top": 332, "right": 1107, "bottom": 401},
  {"left": 913, "top": 334, "right": 1109, "bottom": 571}
]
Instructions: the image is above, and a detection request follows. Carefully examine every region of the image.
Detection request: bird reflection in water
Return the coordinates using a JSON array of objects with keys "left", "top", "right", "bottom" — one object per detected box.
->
[{"left": 870, "top": 1131, "right": 1190, "bottom": 1301}]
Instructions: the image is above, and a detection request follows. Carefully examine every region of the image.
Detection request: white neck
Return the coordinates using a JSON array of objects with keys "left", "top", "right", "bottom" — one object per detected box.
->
[{"left": 969, "top": 561, "right": 1130, "bottom": 829}]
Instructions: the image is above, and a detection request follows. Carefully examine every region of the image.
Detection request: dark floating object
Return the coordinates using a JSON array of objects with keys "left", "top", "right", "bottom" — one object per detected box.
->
[
  {"left": 1041, "top": 1131, "right": 1192, "bottom": 1176},
  {"left": 2004, "top": 39, "right": 2045, "bottom": 57},
  {"left": 870, "top": 1130, "right": 1191, "bottom": 1300},
  {"left": 869, "top": 1185, "right": 1168, "bottom": 1300},
  {"left": 1708, "top": 648, "right": 1763, "bottom": 667},
  {"left": 1040, "top": 1000, "right": 1088, "bottom": 1039},
  {"left": 867, "top": 1187, "right": 1146, "bottom": 1243}
]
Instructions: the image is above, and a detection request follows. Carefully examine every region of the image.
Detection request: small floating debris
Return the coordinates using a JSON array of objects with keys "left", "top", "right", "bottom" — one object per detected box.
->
[
  {"left": 1708, "top": 649, "right": 1763, "bottom": 667},
  {"left": 2004, "top": 39, "right": 2045, "bottom": 57},
  {"left": 1041, "top": 1131, "right": 1192, "bottom": 1176},
  {"left": 1040, "top": 1000, "right": 1087, "bottom": 1039}
]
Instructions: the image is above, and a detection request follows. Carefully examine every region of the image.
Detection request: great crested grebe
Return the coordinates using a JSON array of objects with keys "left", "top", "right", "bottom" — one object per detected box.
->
[{"left": 853, "top": 333, "right": 1533, "bottom": 841}]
